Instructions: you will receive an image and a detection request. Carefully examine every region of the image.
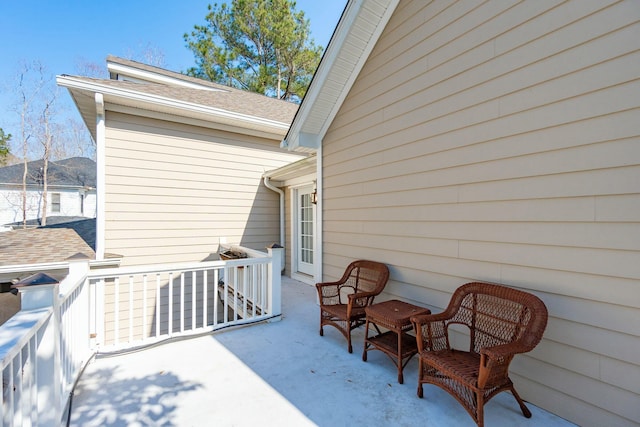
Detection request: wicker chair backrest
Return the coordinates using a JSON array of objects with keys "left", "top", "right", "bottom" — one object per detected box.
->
[
  {"left": 341, "top": 260, "right": 390, "bottom": 295},
  {"left": 447, "top": 282, "right": 548, "bottom": 354}
]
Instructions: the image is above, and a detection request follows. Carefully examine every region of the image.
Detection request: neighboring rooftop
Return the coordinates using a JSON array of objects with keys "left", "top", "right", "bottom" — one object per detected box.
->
[
  {"left": 40, "top": 217, "right": 96, "bottom": 250},
  {"left": 0, "top": 157, "right": 96, "bottom": 187},
  {"left": 0, "top": 227, "right": 95, "bottom": 266}
]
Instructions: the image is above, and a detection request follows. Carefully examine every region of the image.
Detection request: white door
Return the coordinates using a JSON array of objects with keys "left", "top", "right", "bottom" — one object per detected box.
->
[{"left": 296, "top": 186, "right": 315, "bottom": 276}]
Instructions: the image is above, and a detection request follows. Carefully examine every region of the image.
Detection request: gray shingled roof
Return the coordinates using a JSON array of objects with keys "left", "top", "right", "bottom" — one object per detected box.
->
[
  {"left": 64, "top": 75, "right": 298, "bottom": 125},
  {"left": 40, "top": 217, "right": 96, "bottom": 250},
  {"left": 0, "top": 157, "right": 96, "bottom": 187},
  {"left": 0, "top": 227, "right": 95, "bottom": 266}
]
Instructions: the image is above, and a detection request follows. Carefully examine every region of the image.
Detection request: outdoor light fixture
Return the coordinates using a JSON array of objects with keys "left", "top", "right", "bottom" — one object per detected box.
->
[{"left": 311, "top": 187, "right": 318, "bottom": 204}]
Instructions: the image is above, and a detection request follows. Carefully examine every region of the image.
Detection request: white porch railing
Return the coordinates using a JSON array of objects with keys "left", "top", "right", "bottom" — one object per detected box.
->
[
  {"left": 88, "top": 245, "right": 282, "bottom": 351},
  {"left": 0, "top": 260, "right": 91, "bottom": 427},
  {"left": 0, "top": 245, "right": 282, "bottom": 426}
]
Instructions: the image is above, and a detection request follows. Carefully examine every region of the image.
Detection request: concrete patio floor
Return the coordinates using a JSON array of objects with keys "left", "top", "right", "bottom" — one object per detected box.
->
[{"left": 68, "top": 277, "right": 576, "bottom": 427}]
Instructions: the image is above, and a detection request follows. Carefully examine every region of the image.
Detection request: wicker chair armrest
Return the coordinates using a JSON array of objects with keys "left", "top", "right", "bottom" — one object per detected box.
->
[
  {"left": 477, "top": 342, "right": 528, "bottom": 388},
  {"left": 347, "top": 290, "right": 379, "bottom": 309},
  {"left": 316, "top": 279, "right": 346, "bottom": 289},
  {"left": 411, "top": 314, "right": 451, "bottom": 352},
  {"left": 480, "top": 341, "right": 529, "bottom": 364},
  {"left": 316, "top": 282, "right": 341, "bottom": 305}
]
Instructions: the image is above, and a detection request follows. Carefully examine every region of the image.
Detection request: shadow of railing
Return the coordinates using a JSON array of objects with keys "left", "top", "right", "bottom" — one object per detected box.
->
[{"left": 67, "top": 366, "right": 202, "bottom": 426}]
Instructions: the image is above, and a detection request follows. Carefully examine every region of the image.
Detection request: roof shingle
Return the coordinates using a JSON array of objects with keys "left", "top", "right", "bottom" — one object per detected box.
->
[{"left": 0, "top": 227, "right": 95, "bottom": 266}]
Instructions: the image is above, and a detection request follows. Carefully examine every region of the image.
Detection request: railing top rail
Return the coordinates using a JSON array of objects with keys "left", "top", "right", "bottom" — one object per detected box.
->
[
  {"left": 0, "top": 307, "right": 52, "bottom": 367},
  {"left": 0, "top": 261, "right": 69, "bottom": 275},
  {"left": 87, "top": 256, "right": 271, "bottom": 280}
]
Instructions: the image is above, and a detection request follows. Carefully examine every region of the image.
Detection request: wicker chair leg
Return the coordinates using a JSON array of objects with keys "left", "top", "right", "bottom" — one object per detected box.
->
[
  {"left": 476, "top": 392, "right": 485, "bottom": 427},
  {"left": 511, "top": 386, "right": 532, "bottom": 418},
  {"left": 347, "top": 328, "right": 353, "bottom": 353},
  {"left": 417, "top": 359, "right": 424, "bottom": 398}
]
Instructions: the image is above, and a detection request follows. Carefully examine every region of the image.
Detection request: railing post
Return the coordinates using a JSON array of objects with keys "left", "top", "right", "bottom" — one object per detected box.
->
[
  {"left": 16, "top": 280, "right": 61, "bottom": 427},
  {"left": 267, "top": 246, "right": 283, "bottom": 320}
]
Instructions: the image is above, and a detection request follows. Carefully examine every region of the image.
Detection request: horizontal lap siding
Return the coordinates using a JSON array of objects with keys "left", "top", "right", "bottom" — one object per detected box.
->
[
  {"left": 321, "top": 1, "right": 640, "bottom": 426},
  {"left": 104, "top": 112, "right": 303, "bottom": 266}
]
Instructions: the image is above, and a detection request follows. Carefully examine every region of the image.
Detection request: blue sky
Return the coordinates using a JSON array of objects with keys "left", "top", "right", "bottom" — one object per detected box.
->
[{"left": 0, "top": 0, "right": 346, "bottom": 144}]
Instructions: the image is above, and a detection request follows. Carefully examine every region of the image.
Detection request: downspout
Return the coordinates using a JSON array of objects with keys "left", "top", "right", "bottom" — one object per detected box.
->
[
  {"left": 263, "top": 174, "right": 285, "bottom": 272},
  {"left": 315, "top": 145, "right": 323, "bottom": 283},
  {"left": 95, "top": 93, "right": 106, "bottom": 260}
]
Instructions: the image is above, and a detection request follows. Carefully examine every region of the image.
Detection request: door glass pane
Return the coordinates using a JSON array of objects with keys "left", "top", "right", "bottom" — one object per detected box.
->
[{"left": 300, "top": 191, "right": 313, "bottom": 265}]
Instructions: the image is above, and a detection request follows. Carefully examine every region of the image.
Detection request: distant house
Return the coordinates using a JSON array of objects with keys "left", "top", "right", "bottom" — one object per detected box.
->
[
  {"left": 0, "top": 157, "right": 96, "bottom": 228},
  {"left": 58, "top": 57, "right": 306, "bottom": 266}
]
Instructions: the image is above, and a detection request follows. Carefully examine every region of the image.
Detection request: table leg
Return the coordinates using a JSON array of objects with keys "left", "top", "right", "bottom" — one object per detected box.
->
[
  {"left": 362, "top": 318, "right": 370, "bottom": 362},
  {"left": 397, "top": 328, "right": 404, "bottom": 384}
]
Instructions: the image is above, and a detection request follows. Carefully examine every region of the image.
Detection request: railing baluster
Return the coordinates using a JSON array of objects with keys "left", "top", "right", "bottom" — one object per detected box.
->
[
  {"left": 129, "top": 275, "right": 134, "bottom": 343},
  {"left": 252, "top": 265, "right": 258, "bottom": 316},
  {"left": 192, "top": 272, "right": 196, "bottom": 329},
  {"left": 8, "top": 357, "right": 16, "bottom": 426},
  {"left": 261, "top": 263, "right": 267, "bottom": 312},
  {"left": 203, "top": 270, "right": 208, "bottom": 327},
  {"left": 180, "top": 272, "right": 185, "bottom": 333},
  {"left": 29, "top": 335, "right": 38, "bottom": 426},
  {"left": 156, "top": 274, "right": 161, "bottom": 338},
  {"left": 0, "top": 366, "right": 4, "bottom": 427},
  {"left": 143, "top": 275, "right": 148, "bottom": 340},
  {"left": 114, "top": 277, "right": 120, "bottom": 345},
  {"left": 233, "top": 267, "right": 238, "bottom": 321},
  {"left": 242, "top": 264, "right": 248, "bottom": 318},
  {"left": 168, "top": 272, "right": 174, "bottom": 337},
  {"left": 212, "top": 269, "right": 217, "bottom": 326},
  {"left": 15, "top": 349, "right": 23, "bottom": 426},
  {"left": 223, "top": 267, "right": 229, "bottom": 323}
]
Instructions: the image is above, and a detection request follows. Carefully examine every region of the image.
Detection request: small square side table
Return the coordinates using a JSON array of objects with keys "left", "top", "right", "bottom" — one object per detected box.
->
[{"left": 363, "top": 299, "right": 431, "bottom": 384}]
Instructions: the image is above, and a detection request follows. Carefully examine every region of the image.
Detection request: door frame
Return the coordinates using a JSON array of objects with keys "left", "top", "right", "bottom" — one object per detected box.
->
[{"left": 290, "top": 184, "right": 316, "bottom": 285}]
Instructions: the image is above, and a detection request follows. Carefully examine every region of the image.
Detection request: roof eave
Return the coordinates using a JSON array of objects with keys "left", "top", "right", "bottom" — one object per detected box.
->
[
  {"left": 282, "top": 0, "right": 399, "bottom": 152},
  {"left": 263, "top": 155, "right": 317, "bottom": 183},
  {"left": 56, "top": 75, "right": 291, "bottom": 139}
]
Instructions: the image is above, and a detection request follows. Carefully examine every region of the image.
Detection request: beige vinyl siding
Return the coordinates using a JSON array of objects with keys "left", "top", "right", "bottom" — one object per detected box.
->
[
  {"left": 104, "top": 112, "right": 304, "bottom": 266},
  {"left": 320, "top": 1, "right": 640, "bottom": 426}
]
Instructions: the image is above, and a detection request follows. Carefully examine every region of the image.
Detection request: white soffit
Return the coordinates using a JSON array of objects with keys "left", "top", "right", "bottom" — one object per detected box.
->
[
  {"left": 263, "top": 155, "right": 317, "bottom": 183},
  {"left": 283, "top": 0, "right": 399, "bottom": 152}
]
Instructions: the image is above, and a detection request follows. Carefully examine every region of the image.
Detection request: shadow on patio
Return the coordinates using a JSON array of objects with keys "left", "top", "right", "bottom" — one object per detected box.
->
[{"left": 69, "top": 277, "right": 576, "bottom": 426}]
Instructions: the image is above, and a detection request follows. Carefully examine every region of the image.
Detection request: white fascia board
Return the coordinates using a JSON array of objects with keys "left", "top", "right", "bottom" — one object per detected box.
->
[
  {"left": 56, "top": 75, "right": 290, "bottom": 133},
  {"left": 283, "top": 0, "right": 364, "bottom": 152},
  {"left": 317, "top": 0, "right": 399, "bottom": 139},
  {"left": 107, "top": 62, "right": 225, "bottom": 92},
  {"left": 283, "top": 0, "right": 399, "bottom": 151}
]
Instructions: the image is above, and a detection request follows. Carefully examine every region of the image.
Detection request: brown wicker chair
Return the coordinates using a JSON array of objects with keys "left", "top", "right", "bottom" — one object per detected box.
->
[
  {"left": 411, "top": 282, "right": 548, "bottom": 427},
  {"left": 316, "top": 260, "right": 390, "bottom": 353}
]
